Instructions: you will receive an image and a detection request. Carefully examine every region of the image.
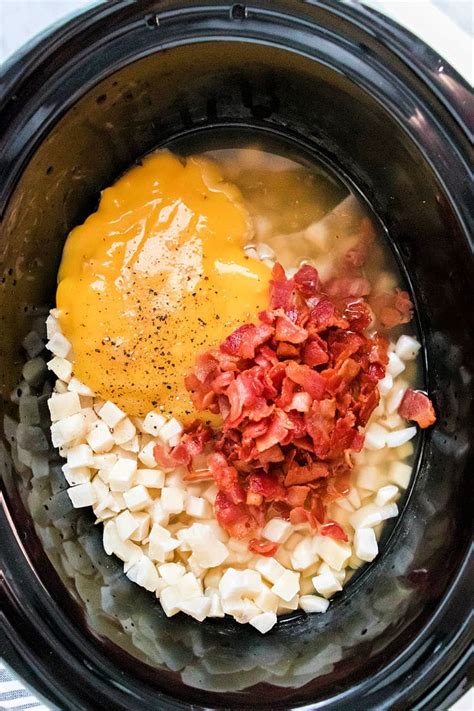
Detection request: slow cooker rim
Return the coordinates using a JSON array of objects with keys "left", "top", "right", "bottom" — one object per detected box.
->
[{"left": 0, "top": 1, "right": 472, "bottom": 710}]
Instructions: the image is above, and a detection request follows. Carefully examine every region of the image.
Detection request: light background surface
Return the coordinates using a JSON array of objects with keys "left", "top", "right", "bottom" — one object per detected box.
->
[{"left": 0, "top": 1, "right": 472, "bottom": 709}]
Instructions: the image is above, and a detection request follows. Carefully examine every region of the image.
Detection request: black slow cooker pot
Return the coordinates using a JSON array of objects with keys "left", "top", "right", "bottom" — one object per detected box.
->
[{"left": 0, "top": 1, "right": 472, "bottom": 709}]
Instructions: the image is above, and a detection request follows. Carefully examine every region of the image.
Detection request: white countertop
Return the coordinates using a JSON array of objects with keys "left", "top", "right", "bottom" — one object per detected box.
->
[{"left": 0, "top": 2, "right": 472, "bottom": 710}]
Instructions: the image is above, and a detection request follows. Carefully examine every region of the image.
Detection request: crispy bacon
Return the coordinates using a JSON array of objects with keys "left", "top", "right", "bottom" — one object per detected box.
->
[
  {"left": 398, "top": 388, "right": 436, "bottom": 428},
  {"left": 177, "top": 260, "right": 421, "bottom": 547}
]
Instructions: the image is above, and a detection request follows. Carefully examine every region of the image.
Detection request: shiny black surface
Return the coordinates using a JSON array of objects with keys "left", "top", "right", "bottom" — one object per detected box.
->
[{"left": 0, "top": 1, "right": 473, "bottom": 709}]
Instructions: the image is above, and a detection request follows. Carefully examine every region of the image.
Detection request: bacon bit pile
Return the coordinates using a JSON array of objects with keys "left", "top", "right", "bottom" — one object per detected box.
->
[{"left": 154, "top": 262, "right": 433, "bottom": 555}]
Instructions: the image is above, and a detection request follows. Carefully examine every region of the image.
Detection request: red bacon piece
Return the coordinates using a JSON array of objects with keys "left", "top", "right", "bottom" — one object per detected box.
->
[{"left": 398, "top": 388, "right": 436, "bottom": 428}]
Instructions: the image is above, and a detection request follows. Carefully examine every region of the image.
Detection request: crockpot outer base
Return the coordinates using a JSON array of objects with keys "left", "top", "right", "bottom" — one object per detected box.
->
[{"left": 0, "top": 2, "right": 472, "bottom": 710}]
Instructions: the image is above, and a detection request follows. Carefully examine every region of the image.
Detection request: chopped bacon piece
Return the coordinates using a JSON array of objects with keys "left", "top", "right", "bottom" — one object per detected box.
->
[
  {"left": 320, "top": 520, "right": 349, "bottom": 542},
  {"left": 275, "top": 312, "right": 308, "bottom": 343},
  {"left": 398, "top": 388, "right": 436, "bottom": 428},
  {"left": 221, "top": 323, "right": 273, "bottom": 359},
  {"left": 248, "top": 539, "right": 279, "bottom": 556},
  {"left": 302, "top": 337, "right": 329, "bottom": 367},
  {"left": 293, "top": 264, "right": 320, "bottom": 296},
  {"left": 286, "top": 361, "right": 325, "bottom": 400}
]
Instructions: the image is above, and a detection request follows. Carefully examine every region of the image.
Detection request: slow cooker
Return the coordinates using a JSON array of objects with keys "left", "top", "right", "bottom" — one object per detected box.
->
[{"left": 1, "top": 1, "right": 472, "bottom": 709}]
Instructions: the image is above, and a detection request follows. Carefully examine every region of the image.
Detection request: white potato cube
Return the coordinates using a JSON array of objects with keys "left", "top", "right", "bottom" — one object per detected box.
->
[
  {"left": 68, "top": 482, "right": 96, "bottom": 508},
  {"left": 161, "top": 487, "right": 185, "bottom": 514},
  {"left": 138, "top": 441, "right": 158, "bottom": 468},
  {"left": 136, "top": 468, "right": 164, "bottom": 488},
  {"left": 203, "top": 483, "right": 218, "bottom": 504},
  {"left": 356, "top": 466, "right": 381, "bottom": 491},
  {"left": 185, "top": 495, "right": 212, "bottom": 519},
  {"left": 180, "top": 523, "right": 228, "bottom": 568},
  {"left": 385, "top": 427, "right": 417, "bottom": 448},
  {"left": 93, "top": 453, "right": 117, "bottom": 471},
  {"left": 159, "top": 418, "right": 183, "bottom": 444},
  {"left": 67, "top": 377, "right": 95, "bottom": 397},
  {"left": 395, "top": 335, "right": 421, "bottom": 361},
  {"left": 47, "top": 356, "right": 72, "bottom": 382},
  {"left": 349, "top": 503, "right": 383, "bottom": 530},
  {"left": 46, "top": 313, "right": 60, "bottom": 339},
  {"left": 55, "top": 380, "right": 68, "bottom": 394},
  {"left": 314, "top": 536, "right": 351, "bottom": 571},
  {"left": 375, "top": 485, "right": 399, "bottom": 506},
  {"left": 365, "top": 423, "right": 388, "bottom": 450},
  {"left": 271, "top": 570, "right": 300, "bottom": 602},
  {"left": 98, "top": 401, "right": 126, "bottom": 428},
  {"left": 299, "top": 595, "right": 330, "bottom": 613},
  {"left": 148, "top": 524, "right": 179, "bottom": 561},
  {"left": 46, "top": 332, "right": 71, "bottom": 359},
  {"left": 116, "top": 509, "right": 139, "bottom": 540},
  {"left": 386, "top": 382, "right": 408, "bottom": 414},
  {"left": 129, "top": 511, "right": 150, "bottom": 542},
  {"left": 255, "top": 586, "right": 279, "bottom": 613},
  {"left": 48, "top": 391, "right": 82, "bottom": 421},
  {"left": 291, "top": 537, "right": 318, "bottom": 572},
  {"left": 128, "top": 556, "right": 161, "bottom": 592},
  {"left": 388, "top": 461, "right": 412, "bottom": 489},
  {"left": 62, "top": 464, "right": 90, "bottom": 486},
  {"left": 150, "top": 500, "right": 170, "bottom": 527},
  {"left": 86, "top": 421, "right": 114, "bottom": 453},
  {"left": 142, "top": 411, "right": 167, "bottom": 436},
  {"left": 109, "top": 458, "right": 137, "bottom": 492},
  {"left": 254, "top": 556, "right": 286, "bottom": 584},
  {"left": 159, "top": 587, "right": 181, "bottom": 617},
  {"left": 219, "top": 568, "right": 262, "bottom": 600},
  {"left": 387, "top": 352, "right": 405, "bottom": 378},
  {"left": 312, "top": 571, "right": 343, "bottom": 599},
  {"left": 102, "top": 520, "right": 142, "bottom": 563},
  {"left": 208, "top": 591, "right": 225, "bottom": 618},
  {"left": 378, "top": 373, "right": 393, "bottom": 396},
  {"left": 51, "top": 413, "right": 87, "bottom": 448},
  {"left": 158, "top": 562, "right": 186, "bottom": 585},
  {"left": 67, "top": 443, "right": 94, "bottom": 469},
  {"left": 249, "top": 611, "right": 277, "bottom": 634},
  {"left": 112, "top": 417, "right": 136, "bottom": 445},
  {"left": 380, "top": 503, "right": 398, "bottom": 521},
  {"left": 180, "top": 596, "right": 211, "bottom": 622},
  {"left": 262, "top": 518, "right": 292, "bottom": 543},
  {"left": 354, "top": 528, "right": 378, "bottom": 562},
  {"left": 123, "top": 484, "right": 152, "bottom": 512}
]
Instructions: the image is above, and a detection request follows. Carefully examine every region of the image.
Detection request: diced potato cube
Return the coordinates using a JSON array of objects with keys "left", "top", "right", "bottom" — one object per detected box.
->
[
  {"left": 388, "top": 461, "right": 412, "bottom": 489},
  {"left": 161, "top": 486, "right": 185, "bottom": 514},
  {"left": 98, "top": 401, "right": 126, "bottom": 428},
  {"left": 375, "top": 485, "right": 399, "bottom": 506},
  {"left": 138, "top": 441, "right": 158, "bottom": 468},
  {"left": 68, "top": 482, "right": 96, "bottom": 508},
  {"left": 108, "top": 458, "right": 137, "bottom": 492},
  {"left": 142, "top": 411, "right": 166, "bottom": 436},
  {"left": 48, "top": 391, "right": 82, "bottom": 421},
  {"left": 395, "top": 335, "right": 421, "bottom": 361},
  {"left": 123, "top": 484, "right": 152, "bottom": 512},
  {"left": 249, "top": 611, "right": 277, "bottom": 634},
  {"left": 129, "top": 511, "right": 150, "bottom": 542},
  {"left": 136, "top": 468, "right": 165, "bottom": 488},
  {"left": 51, "top": 413, "right": 87, "bottom": 448},
  {"left": 159, "top": 417, "right": 183, "bottom": 444},
  {"left": 46, "top": 332, "right": 72, "bottom": 359},
  {"left": 67, "top": 443, "right": 94, "bottom": 469},
  {"left": 262, "top": 517, "right": 292, "bottom": 543},
  {"left": 271, "top": 570, "right": 300, "bottom": 602},
  {"left": 314, "top": 536, "right": 351, "bottom": 571},
  {"left": 158, "top": 562, "right": 186, "bottom": 585},
  {"left": 185, "top": 495, "right": 212, "bottom": 519},
  {"left": 387, "top": 352, "right": 405, "bottom": 378},
  {"left": 112, "top": 417, "right": 136, "bottom": 445},
  {"left": 299, "top": 595, "right": 330, "bottom": 613},
  {"left": 47, "top": 356, "right": 72, "bottom": 382},
  {"left": 349, "top": 503, "right": 383, "bottom": 530},
  {"left": 86, "top": 421, "right": 114, "bottom": 453},
  {"left": 254, "top": 556, "right": 286, "bottom": 584},
  {"left": 312, "top": 571, "right": 342, "bottom": 598},
  {"left": 354, "top": 528, "right": 378, "bottom": 562},
  {"left": 385, "top": 427, "right": 417, "bottom": 448},
  {"left": 116, "top": 509, "right": 139, "bottom": 540},
  {"left": 67, "top": 377, "right": 95, "bottom": 397}
]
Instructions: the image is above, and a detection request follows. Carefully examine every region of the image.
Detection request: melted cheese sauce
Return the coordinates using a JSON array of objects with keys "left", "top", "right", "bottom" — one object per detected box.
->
[{"left": 57, "top": 151, "right": 271, "bottom": 420}]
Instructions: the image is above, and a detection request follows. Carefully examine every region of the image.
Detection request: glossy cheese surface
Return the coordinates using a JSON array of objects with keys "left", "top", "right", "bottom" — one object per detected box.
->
[{"left": 57, "top": 151, "right": 270, "bottom": 419}]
